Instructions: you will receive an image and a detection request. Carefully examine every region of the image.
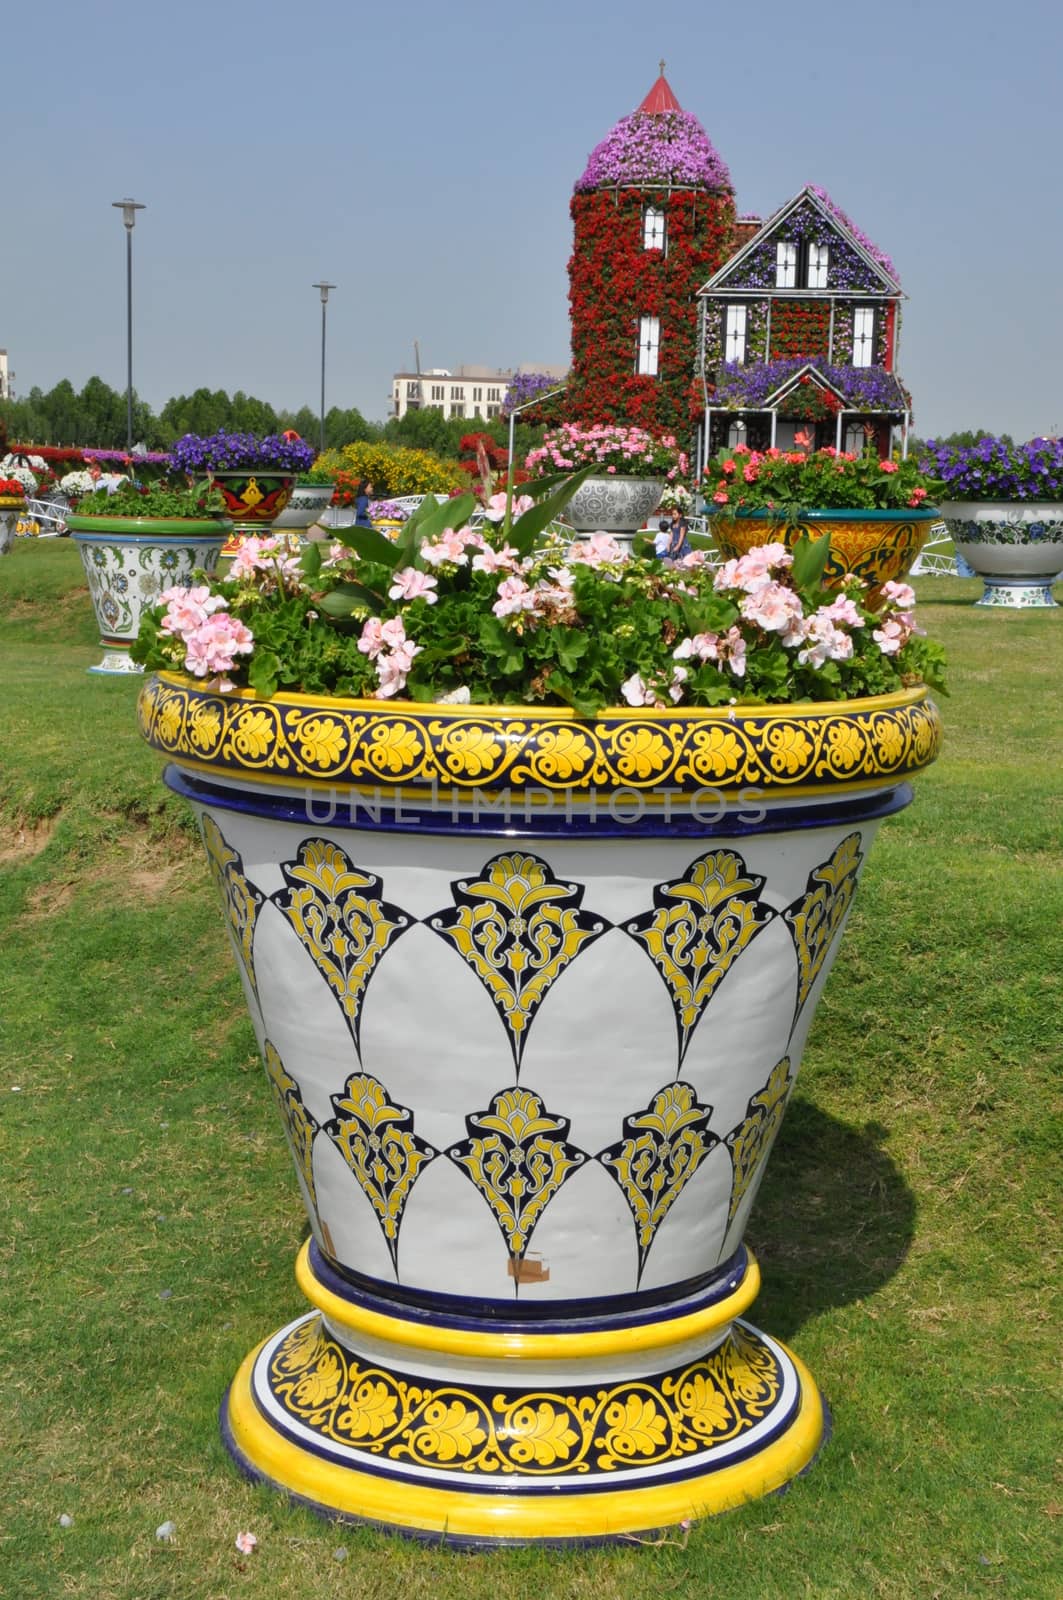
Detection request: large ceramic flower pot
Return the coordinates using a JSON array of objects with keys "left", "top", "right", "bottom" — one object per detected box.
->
[
  {"left": 211, "top": 470, "right": 296, "bottom": 554},
  {"left": 710, "top": 508, "right": 941, "bottom": 589},
  {"left": 137, "top": 677, "right": 941, "bottom": 1545},
  {"left": 564, "top": 476, "right": 665, "bottom": 539},
  {"left": 0, "top": 494, "right": 23, "bottom": 555},
  {"left": 67, "top": 516, "right": 230, "bottom": 674},
  {"left": 271, "top": 482, "right": 335, "bottom": 534},
  {"left": 940, "top": 501, "right": 1063, "bottom": 608}
]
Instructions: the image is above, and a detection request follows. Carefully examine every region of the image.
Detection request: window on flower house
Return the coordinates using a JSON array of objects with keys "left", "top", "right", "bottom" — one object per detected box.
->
[
  {"left": 845, "top": 422, "right": 869, "bottom": 455},
  {"left": 853, "top": 307, "right": 876, "bottom": 367},
  {"left": 724, "top": 305, "right": 747, "bottom": 364},
  {"left": 776, "top": 241, "right": 797, "bottom": 288},
  {"left": 637, "top": 316, "right": 661, "bottom": 376},
  {"left": 643, "top": 206, "right": 666, "bottom": 251},
  {"left": 807, "top": 241, "right": 829, "bottom": 288}
]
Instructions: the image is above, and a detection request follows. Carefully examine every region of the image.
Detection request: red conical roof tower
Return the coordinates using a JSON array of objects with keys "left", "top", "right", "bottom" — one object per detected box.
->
[
  {"left": 567, "top": 70, "right": 736, "bottom": 433},
  {"left": 637, "top": 64, "right": 682, "bottom": 114}
]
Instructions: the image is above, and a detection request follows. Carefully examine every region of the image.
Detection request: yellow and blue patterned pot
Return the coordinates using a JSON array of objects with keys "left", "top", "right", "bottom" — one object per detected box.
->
[
  {"left": 710, "top": 507, "right": 941, "bottom": 590},
  {"left": 138, "top": 675, "right": 942, "bottom": 1545}
]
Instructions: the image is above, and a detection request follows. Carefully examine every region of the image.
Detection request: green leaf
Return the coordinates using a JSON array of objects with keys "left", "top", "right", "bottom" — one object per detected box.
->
[
  {"left": 299, "top": 540, "right": 323, "bottom": 579},
  {"left": 544, "top": 671, "right": 603, "bottom": 719},
  {"left": 247, "top": 650, "right": 280, "bottom": 699},
  {"left": 509, "top": 463, "right": 598, "bottom": 556},
  {"left": 316, "top": 581, "right": 381, "bottom": 617},
  {"left": 553, "top": 627, "right": 589, "bottom": 674},
  {"left": 332, "top": 527, "right": 403, "bottom": 569},
  {"left": 790, "top": 531, "right": 832, "bottom": 590}
]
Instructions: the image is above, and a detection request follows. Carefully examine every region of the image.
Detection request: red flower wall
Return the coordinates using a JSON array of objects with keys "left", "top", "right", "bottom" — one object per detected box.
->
[{"left": 566, "top": 188, "right": 734, "bottom": 434}]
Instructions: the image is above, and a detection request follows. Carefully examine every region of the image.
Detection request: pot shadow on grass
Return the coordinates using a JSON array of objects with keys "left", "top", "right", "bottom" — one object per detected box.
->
[{"left": 742, "top": 1096, "right": 916, "bottom": 1342}]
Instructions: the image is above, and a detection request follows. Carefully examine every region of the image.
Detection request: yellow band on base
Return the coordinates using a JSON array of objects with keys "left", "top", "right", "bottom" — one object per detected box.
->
[
  {"left": 295, "top": 1239, "right": 761, "bottom": 1361},
  {"left": 224, "top": 1331, "right": 825, "bottom": 1542}
]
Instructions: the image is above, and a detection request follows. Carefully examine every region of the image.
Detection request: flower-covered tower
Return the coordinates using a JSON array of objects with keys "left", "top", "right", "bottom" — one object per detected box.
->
[{"left": 567, "top": 69, "right": 736, "bottom": 435}]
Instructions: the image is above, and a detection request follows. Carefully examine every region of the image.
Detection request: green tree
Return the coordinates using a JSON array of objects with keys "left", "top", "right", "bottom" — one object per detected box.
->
[
  {"left": 325, "top": 405, "right": 377, "bottom": 451},
  {"left": 230, "top": 391, "right": 279, "bottom": 435}
]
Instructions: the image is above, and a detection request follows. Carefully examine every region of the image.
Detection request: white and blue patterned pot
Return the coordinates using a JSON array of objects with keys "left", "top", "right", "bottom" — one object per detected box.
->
[
  {"left": 941, "top": 500, "right": 1063, "bottom": 608},
  {"left": 271, "top": 482, "right": 335, "bottom": 534},
  {"left": 0, "top": 503, "right": 20, "bottom": 555},
  {"left": 138, "top": 677, "right": 942, "bottom": 1544},
  {"left": 563, "top": 475, "right": 665, "bottom": 538},
  {"left": 67, "top": 516, "right": 230, "bottom": 673}
]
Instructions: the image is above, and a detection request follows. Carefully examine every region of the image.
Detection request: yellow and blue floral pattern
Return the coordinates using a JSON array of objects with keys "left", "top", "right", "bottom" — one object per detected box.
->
[
  {"left": 139, "top": 676, "right": 943, "bottom": 796},
  {"left": 271, "top": 839, "right": 413, "bottom": 1056},
  {"left": 447, "top": 1089, "right": 587, "bottom": 1274},
  {"left": 267, "top": 1312, "right": 783, "bottom": 1476},
  {"left": 623, "top": 851, "right": 775, "bottom": 1066},
  {"left": 322, "top": 1073, "right": 438, "bottom": 1273},
  {"left": 427, "top": 853, "right": 608, "bottom": 1071},
  {"left": 596, "top": 1083, "right": 720, "bottom": 1282}
]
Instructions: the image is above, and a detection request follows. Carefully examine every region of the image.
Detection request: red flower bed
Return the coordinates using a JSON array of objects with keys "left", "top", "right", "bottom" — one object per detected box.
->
[{"left": 566, "top": 189, "right": 734, "bottom": 433}]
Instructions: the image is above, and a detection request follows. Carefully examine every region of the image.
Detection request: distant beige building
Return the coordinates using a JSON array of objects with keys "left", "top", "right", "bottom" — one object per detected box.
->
[
  {"left": 390, "top": 364, "right": 567, "bottom": 422},
  {"left": 0, "top": 350, "right": 12, "bottom": 400}
]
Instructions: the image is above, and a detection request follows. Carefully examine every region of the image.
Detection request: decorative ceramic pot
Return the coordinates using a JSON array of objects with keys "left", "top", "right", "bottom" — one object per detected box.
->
[
  {"left": 939, "top": 501, "right": 1063, "bottom": 608},
  {"left": 563, "top": 476, "right": 665, "bottom": 538},
  {"left": 137, "top": 677, "right": 942, "bottom": 1545},
  {"left": 0, "top": 494, "right": 23, "bottom": 555},
  {"left": 710, "top": 508, "right": 941, "bottom": 590},
  {"left": 211, "top": 470, "right": 296, "bottom": 554},
  {"left": 67, "top": 516, "right": 230, "bottom": 674},
  {"left": 271, "top": 482, "right": 335, "bottom": 534}
]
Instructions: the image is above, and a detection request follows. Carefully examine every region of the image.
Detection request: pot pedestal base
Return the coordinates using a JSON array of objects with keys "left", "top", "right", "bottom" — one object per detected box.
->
[
  {"left": 221, "top": 1241, "right": 826, "bottom": 1547},
  {"left": 973, "top": 575, "right": 1059, "bottom": 608},
  {"left": 88, "top": 643, "right": 144, "bottom": 674}
]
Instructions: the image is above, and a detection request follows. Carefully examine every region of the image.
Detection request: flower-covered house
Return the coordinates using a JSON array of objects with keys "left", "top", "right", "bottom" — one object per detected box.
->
[
  {"left": 566, "top": 69, "right": 736, "bottom": 436},
  {"left": 698, "top": 185, "right": 909, "bottom": 459},
  {"left": 566, "top": 72, "right": 912, "bottom": 467}
]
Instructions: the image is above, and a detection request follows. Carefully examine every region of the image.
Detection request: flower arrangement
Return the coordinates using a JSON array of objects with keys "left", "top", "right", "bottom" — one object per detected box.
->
[
  {"left": 657, "top": 483, "right": 694, "bottom": 514},
  {"left": 920, "top": 436, "right": 1063, "bottom": 502},
  {"left": 169, "top": 432, "right": 316, "bottom": 475},
  {"left": 71, "top": 479, "right": 229, "bottom": 520},
  {"left": 526, "top": 424, "right": 688, "bottom": 481},
  {"left": 0, "top": 476, "right": 27, "bottom": 499},
  {"left": 575, "top": 108, "right": 731, "bottom": 193},
  {"left": 315, "top": 442, "right": 466, "bottom": 498},
  {"left": 568, "top": 188, "right": 733, "bottom": 433},
  {"left": 709, "top": 360, "right": 906, "bottom": 413},
  {"left": 59, "top": 468, "right": 99, "bottom": 501},
  {"left": 133, "top": 472, "right": 945, "bottom": 711},
  {"left": 704, "top": 442, "right": 942, "bottom": 515}
]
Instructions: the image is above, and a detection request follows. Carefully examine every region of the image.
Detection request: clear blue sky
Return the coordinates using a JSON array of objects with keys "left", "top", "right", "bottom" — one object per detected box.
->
[{"left": 5, "top": 0, "right": 1060, "bottom": 439}]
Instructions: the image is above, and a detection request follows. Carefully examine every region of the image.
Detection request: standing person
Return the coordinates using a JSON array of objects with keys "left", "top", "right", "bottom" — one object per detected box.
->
[
  {"left": 663, "top": 502, "right": 691, "bottom": 562},
  {"left": 354, "top": 480, "right": 374, "bottom": 527}
]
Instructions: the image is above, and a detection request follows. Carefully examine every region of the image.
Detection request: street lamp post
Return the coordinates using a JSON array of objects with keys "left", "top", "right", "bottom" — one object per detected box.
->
[
  {"left": 111, "top": 199, "right": 145, "bottom": 452},
  {"left": 312, "top": 282, "right": 336, "bottom": 454}
]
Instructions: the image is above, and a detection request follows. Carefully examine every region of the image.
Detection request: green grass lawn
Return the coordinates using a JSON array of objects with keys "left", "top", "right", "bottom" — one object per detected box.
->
[{"left": 0, "top": 542, "right": 1059, "bottom": 1600}]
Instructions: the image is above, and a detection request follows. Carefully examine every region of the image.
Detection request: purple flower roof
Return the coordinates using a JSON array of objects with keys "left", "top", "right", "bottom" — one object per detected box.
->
[
  {"left": 712, "top": 360, "right": 907, "bottom": 412},
  {"left": 575, "top": 107, "right": 731, "bottom": 195},
  {"left": 808, "top": 186, "right": 899, "bottom": 287}
]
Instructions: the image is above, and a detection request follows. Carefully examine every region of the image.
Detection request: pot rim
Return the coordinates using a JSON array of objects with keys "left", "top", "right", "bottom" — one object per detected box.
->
[
  {"left": 67, "top": 516, "right": 232, "bottom": 537},
  {"left": 139, "top": 672, "right": 942, "bottom": 798},
  {"left": 710, "top": 507, "right": 942, "bottom": 521}
]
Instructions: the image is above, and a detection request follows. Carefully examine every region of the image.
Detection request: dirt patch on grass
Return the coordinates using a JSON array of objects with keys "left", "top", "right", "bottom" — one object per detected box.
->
[{"left": 0, "top": 817, "right": 57, "bottom": 866}]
